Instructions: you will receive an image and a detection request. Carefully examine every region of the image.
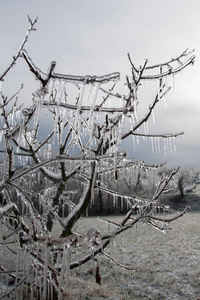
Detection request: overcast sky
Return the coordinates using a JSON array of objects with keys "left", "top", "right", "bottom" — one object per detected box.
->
[{"left": 0, "top": 0, "right": 200, "bottom": 168}]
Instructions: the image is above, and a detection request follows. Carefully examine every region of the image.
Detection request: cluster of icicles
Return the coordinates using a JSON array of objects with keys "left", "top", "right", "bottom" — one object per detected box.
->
[
  {"left": 0, "top": 70, "right": 179, "bottom": 178},
  {"left": 0, "top": 217, "right": 71, "bottom": 299},
  {"left": 0, "top": 69, "right": 179, "bottom": 299}
]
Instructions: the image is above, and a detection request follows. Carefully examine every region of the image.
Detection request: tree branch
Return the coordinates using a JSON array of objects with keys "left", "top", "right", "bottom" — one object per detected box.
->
[{"left": 0, "top": 16, "right": 37, "bottom": 81}]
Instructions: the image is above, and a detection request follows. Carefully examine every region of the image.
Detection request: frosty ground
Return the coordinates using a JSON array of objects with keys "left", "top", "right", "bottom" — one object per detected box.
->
[
  {"left": 64, "top": 210, "right": 200, "bottom": 300},
  {"left": 1, "top": 195, "right": 200, "bottom": 300}
]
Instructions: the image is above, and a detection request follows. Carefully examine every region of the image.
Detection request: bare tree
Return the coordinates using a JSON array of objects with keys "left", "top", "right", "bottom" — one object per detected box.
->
[
  {"left": 0, "top": 17, "right": 194, "bottom": 299},
  {"left": 175, "top": 168, "right": 194, "bottom": 198}
]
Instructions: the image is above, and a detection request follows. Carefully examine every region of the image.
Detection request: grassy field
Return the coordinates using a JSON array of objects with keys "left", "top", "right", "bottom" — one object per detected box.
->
[
  {"left": 0, "top": 202, "right": 200, "bottom": 299},
  {"left": 66, "top": 212, "right": 200, "bottom": 299}
]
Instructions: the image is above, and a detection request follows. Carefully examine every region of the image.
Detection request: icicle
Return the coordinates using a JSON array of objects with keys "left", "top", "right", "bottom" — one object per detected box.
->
[
  {"left": 133, "top": 100, "right": 138, "bottom": 123},
  {"left": 88, "top": 83, "right": 100, "bottom": 148},
  {"left": 0, "top": 130, "right": 3, "bottom": 144},
  {"left": 121, "top": 196, "right": 124, "bottom": 211},
  {"left": 53, "top": 107, "right": 59, "bottom": 145},
  {"left": 151, "top": 137, "right": 154, "bottom": 153},
  {"left": 39, "top": 276, "right": 42, "bottom": 299},
  {"left": 90, "top": 161, "right": 98, "bottom": 207},
  {"left": 144, "top": 122, "right": 148, "bottom": 137},
  {"left": 122, "top": 156, "right": 126, "bottom": 177},
  {"left": 154, "top": 136, "right": 157, "bottom": 153},
  {"left": 15, "top": 108, "right": 20, "bottom": 121},
  {"left": 89, "top": 83, "right": 100, "bottom": 128},
  {"left": 152, "top": 109, "right": 155, "bottom": 123},
  {"left": 113, "top": 193, "right": 116, "bottom": 207},
  {"left": 56, "top": 80, "right": 65, "bottom": 103},
  {"left": 10, "top": 111, "right": 14, "bottom": 126},
  {"left": 25, "top": 246, "right": 30, "bottom": 296},
  {"left": 48, "top": 79, "right": 54, "bottom": 102},
  {"left": 136, "top": 134, "right": 140, "bottom": 145},
  {"left": 157, "top": 137, "right": 161, "bottom": 153},
  {"left": 58, "top": 247, "right": 70, "bottom": 299},
  {"left": 15, "top": 247, "right": 21, "bottom": 289},
  {"left": 173, "top": 136, "right": 177, "bottom": 153},
  {"left": 86, "top": 83, "right": 93, "bottom": 106},
  {"left": 169, "top": 136, "right": 173, "bottom": 152},
  {"left": 166, "top": 137, "right": 169, "bottom": 152},
  {"left": 116, "top": 194, "right": 118, "bottom": 209},
  {"left": 62, "top": 203, "right": 65, "bottom": 218},
  {"left": 33, "top": 88, "right": 45, "bottom": 138},
  {"left": 43, "top": 244, "right": 50, "bottom": 300},
  {"left": 30, "top": 283, "right": 34, "bottom": 299},
  {"left": 18, "top": 113, "right": 26, "bottom": 148},
  {"left": 163, "top": 138, "right": 167, "bottom": 158},
  {"left": 132, "top": 135, "right": 136, "bottom": 152},
  {"left": 76, "top": 82, "right": 85, "bottom": 130},
  {"left": 113, "top": 126, "right": 117, "bottom": 152},
  {"left": 116, "top": 113, "right": 125, "bottom": 153},
  {"left": 60, "top": 104, "right": 67, "bottom": 142}
]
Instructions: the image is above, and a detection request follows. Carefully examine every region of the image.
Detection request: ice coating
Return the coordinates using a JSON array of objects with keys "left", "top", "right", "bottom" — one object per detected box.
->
[{"left": 0, "top": 45, "right": 194, "bottom": 298}]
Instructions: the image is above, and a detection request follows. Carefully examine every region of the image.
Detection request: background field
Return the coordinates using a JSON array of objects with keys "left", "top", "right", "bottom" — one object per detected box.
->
[
  {"left": 66, "top": 210, "right": 200, "bottom": 299},
  {"left": 1, "top": 195, "right": 200, "bottom": 299}
]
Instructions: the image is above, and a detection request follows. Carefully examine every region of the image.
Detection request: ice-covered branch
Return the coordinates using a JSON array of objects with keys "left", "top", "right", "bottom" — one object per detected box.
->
[
  {"left": 70, "top": 201, "right": 189, "bottom": 270},
  {"left": 42, "top": 100, "right": 130, "bottom": 113},
  {"left": 153, "top": 167, "right": 180, "bottom": 201},
  {"left": 0, "top": 203, "right": 19, "bottom": 216},
  {"left": 122, "top": 86, "right": 171, "bottom": 140},
  {"left": 0, "top": 84, "right": 23, "bottom": 109},
  {"left": 38, "top": 162, "right": 82, "bottom": 182},
  {"left": 132, "top": 132, "right": 184, "bottom": 139},
  {"left": 128, "top": 49, "right": 195, "bottom": 81},
  {"left": 9, "top": 182, "right": 40, "bottom": 217},
  {"left": 145, "top": 48, "right": 195, "bottom": 69},
  {"left": 0, "top": 274, "right": 27, "bottom": 299},
  {"left": 148, "top": 205, "right": 190, "bottom": 223},
  {"left": 22, "top": 50, "right": 120, "bottom": 86},
  {"left": 51, "top": 71, "right": 120, "bottom": 84},
  {"left": 5, "top": 105, "right": 36, "bottom": 140},
  {"left": 141, "top": 55, "right": 195, "bottom": 80},
  {"left": 0, "top": 16, "right": 37, "bottom": 81},
  {"left": 102, "top": 251, "right": 136, "bottom": 271},
  {"left": 60, "top": 162, "right": 97, "bottom": 237},
  {"left": 21, "top": 50, "right": 56, "bottom": 86},
  {"left": 0, "top": 25, "right": 195, "bottom": 298}
]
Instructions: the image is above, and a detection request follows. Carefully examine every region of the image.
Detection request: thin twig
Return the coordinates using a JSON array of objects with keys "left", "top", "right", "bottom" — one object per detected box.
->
[
  {"left": 102, "top": 251, "right": 136, "bottom": 271},
  {"left": 0, "top": 16, "right": 37, "bottom": 81}
]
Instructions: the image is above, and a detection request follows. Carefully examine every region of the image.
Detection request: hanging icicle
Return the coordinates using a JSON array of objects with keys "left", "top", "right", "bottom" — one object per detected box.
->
[
  {"left": 154, "top": 136, "right": 157, "bottom": 153},
  {"left": 163, "top": 138, "right": 167, "bottom": 158},
  {"left": 48, "top": 78, "right": 55, "bottom": 102},
  {"left": 76, "top": 82, "right": 86, "bottom": 136},
  {"left": 157, "top": 137, "right": 161, "bottom": 153},
  {"left": 151, "top": 137, "right": 154, "bottom": 153},
  {"left": 18, "top": 113, "right": 26, "bottom": 148},
  {"left": 152, "top": 108, "right": 155, "bottom": 123},
  {"left": 173, "top": 136, "right": 177, "bottom": 153},
  {"left": 32, "top": 87, "right": 46, "bottom": 139},
  {"left": 88, "top": 83, "right": 100, "bottom": 149}
]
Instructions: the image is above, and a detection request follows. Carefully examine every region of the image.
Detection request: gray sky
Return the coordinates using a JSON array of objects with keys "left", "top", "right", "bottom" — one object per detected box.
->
[{"left": 0, "top": 0, "right": 200, "bottom": 168}]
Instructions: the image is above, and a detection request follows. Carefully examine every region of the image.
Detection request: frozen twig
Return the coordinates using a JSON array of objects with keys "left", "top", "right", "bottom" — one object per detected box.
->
[
  {"left": 102, "top": 251, "right": 136, "bottom": 271},
  {"left": 0, "top": 16, "right": 37, "bottom": 81}
]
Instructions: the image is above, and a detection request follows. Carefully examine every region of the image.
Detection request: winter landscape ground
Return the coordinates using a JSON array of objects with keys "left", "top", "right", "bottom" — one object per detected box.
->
[
  {"left": 64, "top": 213, "right": 200, "bottom": 299},
  {"left": 59, "top": 185, "right": 200, "bottom": 300},
  {"left": 1, "top": 188, "right": 200, "bottom": 299},
  {"left": 61, "top": 184, "right": 200, "bottom": 300}
]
